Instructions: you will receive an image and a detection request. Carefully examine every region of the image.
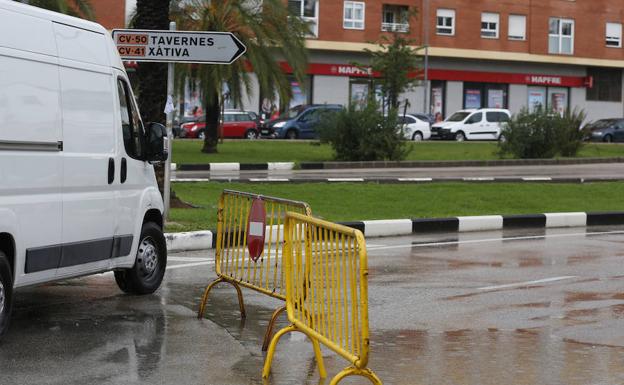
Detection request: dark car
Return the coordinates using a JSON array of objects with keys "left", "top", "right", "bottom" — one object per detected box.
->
[
  {"left": 410, "top": 112, "right": 435, "bottom": 126},
  {"left": 263, "top": 104, "right": 343, "bottom": 139},
  {"left": 586, "top": 119, "right": 624, "bottom": 143}
]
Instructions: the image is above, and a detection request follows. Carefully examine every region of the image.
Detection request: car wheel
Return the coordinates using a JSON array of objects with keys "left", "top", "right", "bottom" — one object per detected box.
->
[
  {"left": 286, "top": 129, "right": 298, "bottom": 140},
  {"left": 604, "top": 135, "right": 613, "bottom": 143},
  {"left": 197, "top": 131, "right": 206, "bottom": 140},
  {"left": 454, "top": 131, "right": 466, "bottom": 142},
  {"left": 0, "top": 251, "right": 12, "bottom": 338},
  {"left": 498, "top": 133, "right": 506, "bottom": 143},
  {"left": 114, "top": 222, "right": 167, "bottom": 295},
  {"left": 412, "top": 132, "right": 423, "bottom": 141},
  {"left": 245, "top": 129, "right": 258, "bottom": 140}
]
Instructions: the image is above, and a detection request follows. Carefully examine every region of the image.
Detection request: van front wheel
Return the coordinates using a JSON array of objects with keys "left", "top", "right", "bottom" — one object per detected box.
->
[
  {"left": 115, "top": 222, "right": 167, "bottom": 295},
  {"left": 0, "top": 252, "right": 13, "bottom": 338}
]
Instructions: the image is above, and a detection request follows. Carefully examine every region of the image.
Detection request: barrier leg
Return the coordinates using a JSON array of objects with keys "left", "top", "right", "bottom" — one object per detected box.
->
[
  {"left": 197, "top": 277, "right": 246, "bottom": 320},
  {"left": 262, "top": 325, "right": 327, "bottom": 379},
  {"left": 329, "top": 366, "right": 382, "bottom": 385},
  {"left": 261, "top": 305, "right": 287, "bottom": 351}
]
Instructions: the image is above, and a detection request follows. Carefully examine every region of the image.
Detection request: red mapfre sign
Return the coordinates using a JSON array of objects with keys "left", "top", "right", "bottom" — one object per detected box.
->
[{"left": 246, "top": 198, "right": 266, "bottom": 262}]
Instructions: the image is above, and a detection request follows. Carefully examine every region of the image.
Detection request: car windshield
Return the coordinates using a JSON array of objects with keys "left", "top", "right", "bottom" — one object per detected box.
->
[
  {"left": 281, "top": 106, "right": 305, "bottom": 119},
  {"left": 587, "top": 119, "right": 617, "bottom": 129},
  {"left": 446, "top": 112, "right": 471, "bottom": 122}
]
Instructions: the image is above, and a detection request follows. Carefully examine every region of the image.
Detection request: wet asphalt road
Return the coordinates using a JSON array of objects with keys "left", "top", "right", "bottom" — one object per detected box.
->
[
  {"left": 175, "top": 162, "right": 624, "bottom": 181},
  {"left": 3, "top": 226, "right": 624, "bottom": 384}
]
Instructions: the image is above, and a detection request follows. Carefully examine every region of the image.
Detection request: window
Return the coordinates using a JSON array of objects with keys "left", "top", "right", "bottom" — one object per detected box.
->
[
  {"left": 465, "top": 113, "right": 482, "bottom": 124},
  {"left": 343, "top": 1, "right": 365, "bottom": 30},
  {"left": 436, "top": 9, "right": 455, "bottom": 35},
  {"left": 117, "top": 79, "right": 144, "bottom": 160},
  {"left": 606, "top": 22, "right": 622, "bottom": 48},
  {"left": 481, "top": 12, "right": 499, "bottom": 38},
  {"left": 508, "top": 15, "right": 526, "bottom": 40},
  {"left": 587, "top": 67, "right": 622, "bottom": 102},
  {"left": 486, "top": 112, "right": 510, "bottom": 123},
  {"left": 549, "top": 18, "right": 574, "bottom": 54},
  {"left": 288, "top": 0, "right": 316, "bottom": 17},
  {"left": 381, "top": 5, "right": 409, "bottom": 33}
]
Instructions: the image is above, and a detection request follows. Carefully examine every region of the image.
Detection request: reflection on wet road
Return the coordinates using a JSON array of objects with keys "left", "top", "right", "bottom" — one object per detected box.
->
[{"left": 3, "top": 226, "right": 624, "bottom": 384}]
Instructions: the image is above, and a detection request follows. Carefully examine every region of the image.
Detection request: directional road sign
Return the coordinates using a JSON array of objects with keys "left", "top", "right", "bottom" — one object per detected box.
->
[{"left": 111, "top": 29, "right": 246, "bottom": 64}]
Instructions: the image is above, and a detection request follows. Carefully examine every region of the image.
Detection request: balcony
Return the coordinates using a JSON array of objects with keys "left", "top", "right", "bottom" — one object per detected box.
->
[
  {"left": 381, "top": 22, "right": 409, "bottom": 33},
  {"left": 381, "top": 5, "right": 409, "bottom": 33}
]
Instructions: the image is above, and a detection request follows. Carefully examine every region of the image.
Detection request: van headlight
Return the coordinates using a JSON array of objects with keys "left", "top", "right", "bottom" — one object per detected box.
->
[{"left": 273, "top": 121, "right": 286, "bottom": 129}]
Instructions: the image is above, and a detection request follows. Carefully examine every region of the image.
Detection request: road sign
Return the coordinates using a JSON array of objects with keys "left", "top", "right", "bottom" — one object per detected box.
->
[
  {"left": 111, "top": 29, "right": 246, "bottom": 64},
  {"left": 246, "top": 198, "right": 266, "bottom": 262}
]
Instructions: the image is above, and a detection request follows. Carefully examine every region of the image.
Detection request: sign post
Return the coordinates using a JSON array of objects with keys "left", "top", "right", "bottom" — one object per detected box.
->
[{"left": 111, "top": 28, "right": 246, "bottom": 219}]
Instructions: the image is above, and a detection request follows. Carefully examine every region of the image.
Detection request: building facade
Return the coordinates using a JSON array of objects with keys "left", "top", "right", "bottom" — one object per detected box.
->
[
  {"left": 92, "top": 0, "right": 624, "bottom": 121},
  {"left": 257, "top": 0, "right": 624, "bottom": 122}
]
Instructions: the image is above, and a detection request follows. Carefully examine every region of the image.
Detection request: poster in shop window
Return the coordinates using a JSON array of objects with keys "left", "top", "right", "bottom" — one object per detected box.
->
[
  {"left": 551, "top": 93, "right": 566, "bottom": 116},
  {"left": 487, "top": 90, "right": 504, "bottom": 108},
  {"left": 465, "top": 89, "right": 481, "bottom": 109},
  {"left": 431, "top": 87, "right": 443, "bottom": 116},
  {"left": 350, "top": 83, "right": 369, "bottom": 110},
  {"left": 528, "top": 89, "right": 546, "bottom": 112}
]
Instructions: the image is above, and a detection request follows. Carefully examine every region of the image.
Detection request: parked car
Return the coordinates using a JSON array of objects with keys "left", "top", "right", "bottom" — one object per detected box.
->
[
  {"left": 411, "top": 112, "right": 435, "bottom": 126},
  {"left": 431, "top": 108, "right": 511, "bottom": 141},
  {"left": 263, "top": 104, "right": 343, "bottom": 139},
  {"left": 174, "top": 115, "right": 203, "bottom": 138},
  {"left": 585, "top": 118, "right": 624, "bottom": 143},
  {"left": 181, "top": 111, "right": 259, "bottom": 139},
  {"left": 399, "top": 114, "right": 431, "bottom": 141},
  {"left": 0, "top": 2, "right": 168, "bottom": 337}
]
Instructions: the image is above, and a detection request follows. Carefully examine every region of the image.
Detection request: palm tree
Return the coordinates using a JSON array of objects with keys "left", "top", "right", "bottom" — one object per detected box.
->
[
  {"left": 173, "top": 0, "right": 309, "bottom": 153},
  {"left": 15, "top": 0, "right": 94, "bottom": 20}
]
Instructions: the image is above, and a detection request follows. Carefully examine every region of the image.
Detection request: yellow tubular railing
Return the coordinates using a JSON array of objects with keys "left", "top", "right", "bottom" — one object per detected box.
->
[
  {"left": 197, "top": 190, "right": 312, "bottom": 351},
  {"left": 263, "top": 212, "right": 382, "bottom": 385}
]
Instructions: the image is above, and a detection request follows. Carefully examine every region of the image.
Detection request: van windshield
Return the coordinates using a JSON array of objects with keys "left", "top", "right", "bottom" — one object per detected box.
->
[
  {"left": 446, "top": 112, "right": 471, "bottom": 122},
  {"left": 281, "top": 105, "right": 305, "bottom": 119}
]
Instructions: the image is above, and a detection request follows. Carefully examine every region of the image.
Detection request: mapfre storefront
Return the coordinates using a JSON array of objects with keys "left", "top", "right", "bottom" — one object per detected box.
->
[{"left": 255, "top": 54, "right": 621, "bottom": 122}]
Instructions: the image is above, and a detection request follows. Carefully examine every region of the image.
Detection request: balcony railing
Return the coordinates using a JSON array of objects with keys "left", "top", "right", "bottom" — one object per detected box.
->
[{"left": 381, "top": 22, "right": 409, "bottom": 33}]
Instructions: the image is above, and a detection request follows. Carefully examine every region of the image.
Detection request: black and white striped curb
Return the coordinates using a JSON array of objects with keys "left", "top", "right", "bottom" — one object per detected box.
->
[
  {"left": 173, "top": 177, "right": 624, "bottom": 184},
  {"left": 178, "top": 162, "right": 295, "bottom": 171},
  {"left": 165, "top": 211, "right": 624, "bottom": 252},
  {"left": 176, "top": 157, "right": 624, "bottom": 171}
]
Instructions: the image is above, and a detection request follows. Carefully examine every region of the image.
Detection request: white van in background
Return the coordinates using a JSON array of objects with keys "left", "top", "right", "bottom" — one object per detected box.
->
[
  {"left": 431, "top": 108, "right": 511, "bottom": 141},
  {"left": 0, "top": 2, "right": 168, "bottom": 337}
]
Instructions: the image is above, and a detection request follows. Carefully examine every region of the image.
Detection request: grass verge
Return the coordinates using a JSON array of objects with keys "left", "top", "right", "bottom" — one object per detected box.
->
[
  {"left": 172, "top": 140, "right": 624, "bottom": 164},
  {"left": 166, "top": 181, "right": 624, "bottom": 232}
]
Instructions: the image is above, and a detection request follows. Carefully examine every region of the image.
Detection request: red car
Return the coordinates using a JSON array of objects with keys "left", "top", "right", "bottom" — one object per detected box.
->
[{"left": 181, "top": 111, "right": 259, "bottom": 139}]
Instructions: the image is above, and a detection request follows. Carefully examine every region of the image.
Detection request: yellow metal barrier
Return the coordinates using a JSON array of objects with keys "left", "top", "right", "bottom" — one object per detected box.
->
[
  {"left": 263, "top": 212, "right": 382, "bottom": 385},
  {"left": 197, "top": 190, "right": 312, "bottom": 350}
]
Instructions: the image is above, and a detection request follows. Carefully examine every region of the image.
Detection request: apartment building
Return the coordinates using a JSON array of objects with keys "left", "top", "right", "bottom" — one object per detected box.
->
[
  {"left": 264, "top": 0, "right": 623, "bottom": 121},
  {"left": 92, "top": 0, "right": 624, "bottom": 121}
]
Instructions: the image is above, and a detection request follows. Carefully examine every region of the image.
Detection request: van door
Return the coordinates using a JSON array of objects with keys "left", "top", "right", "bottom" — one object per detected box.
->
[
  {"left": 112, "top": 76, "right": 151, "bottom": 267},
  {"left": 463, "top": 112, "right": 483, "bottom": 140},
  {"left": 56, "top": 24, "right": 116, "bottom": 278},
  {"left": 485, "top": 111, "right": 507, "bottom": 140}
]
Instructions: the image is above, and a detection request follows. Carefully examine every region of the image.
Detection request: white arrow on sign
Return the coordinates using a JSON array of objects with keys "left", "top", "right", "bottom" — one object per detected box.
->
[{"left": 111, "top": 29, "right": 246, "bottom": 64}]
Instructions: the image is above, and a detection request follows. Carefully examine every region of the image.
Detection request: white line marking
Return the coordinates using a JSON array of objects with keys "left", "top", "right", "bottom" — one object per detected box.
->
[
  {"left": 169, "top": 256, "right": 212, "bottom": 262},
  {"left": 173, "top": 178, "right": 211, "bottom": 182},
  {"left": 463, "top": 177, "right": 495, "bottom": 181},
  {"left": 167, "top": 261, "right": 215, "bottom": 270},
  {"left": 367, "top": 230, "right": 624, "bottom": 251},
  {"left": 249, "top": 178, "right": 289, "bottom": 182},
  {"left": 398, "top": 178, "right": 433, "bottom": 182},
  {"left": 477, "top": 276, "right": 577, "bottom": 291},
  {"left": 327, "top": 178, "right": 365, "bottom": 182}
]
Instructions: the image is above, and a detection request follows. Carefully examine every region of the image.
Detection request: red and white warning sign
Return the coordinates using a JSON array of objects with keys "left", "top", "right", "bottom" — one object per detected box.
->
[{"left": 246, "top": 198, "right": 266, "bottom": 262}]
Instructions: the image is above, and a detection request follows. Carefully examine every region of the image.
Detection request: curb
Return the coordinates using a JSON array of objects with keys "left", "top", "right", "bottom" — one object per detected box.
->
[
  {"left": 176, "top": 157, "right": 624, "bottom": 171},
  {"left": 165, "top": 211, "right": 624, "bottom": 252},
  {"left": 172, "top": 177, "right": 623, "bottom": 184}
]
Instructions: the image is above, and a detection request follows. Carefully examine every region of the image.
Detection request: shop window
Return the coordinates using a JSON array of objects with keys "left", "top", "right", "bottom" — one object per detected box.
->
[
  {"left": 463, "top": 82, "right": 508, "bottom": 109},
  {"left": 481, "top": 13, "right": 499, "bottom": 39},
  {"left": 606, "top": 22, "right": 622, "bottom": 48},
  {"left": 259, "top": 76, "right": 312, "bottom": 120},
  {"left": 528, "top": 86, "right": 570, "bottom": 114},
  {"left": 436, "top": 9, "right": 455, "bottom": 36},
  {"left": 349, "top": 79, "right": 382, "bottom": 110},
  {"left": 587, "top": 67, "right": 622, "bottom": 102},
  {"left": 343, "top": 1, "right": 365, "bottom": 30},
  {"left": 430, "top": 80, "right": 446, "bottom": 121},
  {"left": 508, "top": 15, "right": 526, "bottom": 40},
  {"left": 549, "top": 18, "right": 574, "bottom": 55}
]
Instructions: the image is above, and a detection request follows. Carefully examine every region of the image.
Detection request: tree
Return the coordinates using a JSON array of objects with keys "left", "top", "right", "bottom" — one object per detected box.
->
[
  {"left": 174, "top": 0, "right": 310, "bottom": 153},
  {"left": 365, "top": 33, "right": 422, "bottom": 111},
  {"left": 15, "top": 0, "right": 94, "bottom": 19}
]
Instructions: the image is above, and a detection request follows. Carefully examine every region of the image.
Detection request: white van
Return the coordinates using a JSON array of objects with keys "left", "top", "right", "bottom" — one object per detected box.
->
[
  {"left": 431, "top": 108, "right": 511, "bottom": 141},
  {"left": 0, "top": 2, "right": 168, "bottom": 336}
]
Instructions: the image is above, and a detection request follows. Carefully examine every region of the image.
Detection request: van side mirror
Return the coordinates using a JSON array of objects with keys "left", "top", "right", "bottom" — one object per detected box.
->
[{"left": 144, "top": 122, "right": 168, "bottom": 162}]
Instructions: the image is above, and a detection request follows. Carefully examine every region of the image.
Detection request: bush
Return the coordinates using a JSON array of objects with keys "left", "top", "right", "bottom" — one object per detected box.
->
[
  {"left": 498, "top": 107, "right": 587, "bottom": 159},
  {"left": 317, "top": 103, "right": 410, "bottom": 161}
]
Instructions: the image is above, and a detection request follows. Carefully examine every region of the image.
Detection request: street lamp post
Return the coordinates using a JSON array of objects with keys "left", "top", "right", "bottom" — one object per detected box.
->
[{"left": 422, "top": 0, "right": 430, "bottom": 115}]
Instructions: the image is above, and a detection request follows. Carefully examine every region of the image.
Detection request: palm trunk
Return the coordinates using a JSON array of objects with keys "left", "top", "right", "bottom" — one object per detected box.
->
[{"left": 202, "top": 91, "right": 220, "bottom": 153}]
